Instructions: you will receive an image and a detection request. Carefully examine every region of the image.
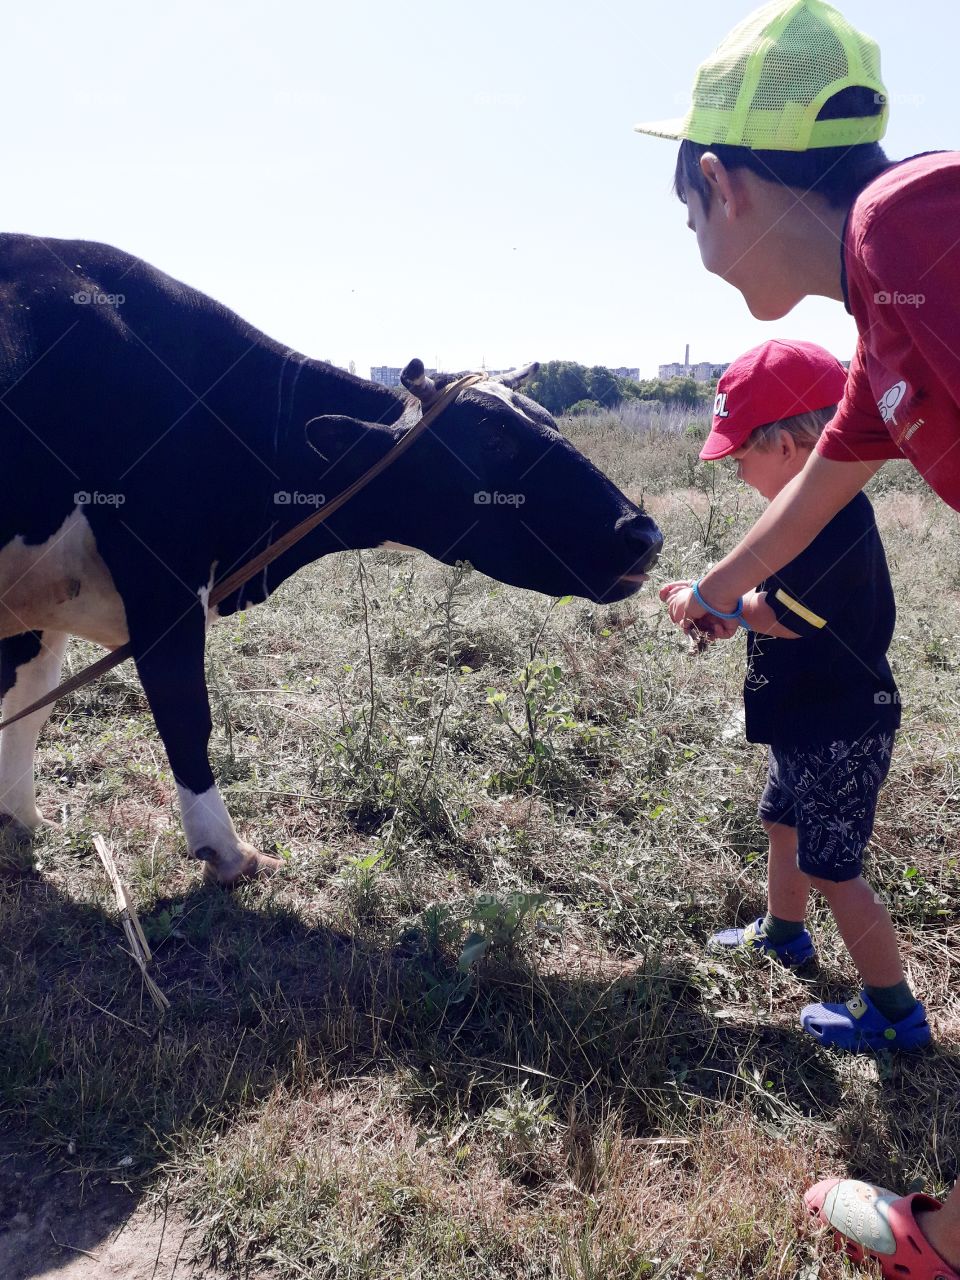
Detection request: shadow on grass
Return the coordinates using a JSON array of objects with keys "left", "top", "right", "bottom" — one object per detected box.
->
[
  {"left": 833, "top": 1039, "right": 960, "bottom": 1193},
  {"left": 0, "top": 872, "right": 863, "bottom": 1276},
  {"left": 769, "top": 957, "right": 960, "bottom": 1193}
]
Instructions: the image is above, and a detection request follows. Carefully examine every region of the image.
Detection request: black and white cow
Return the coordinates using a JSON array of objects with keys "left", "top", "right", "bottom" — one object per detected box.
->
[{"left": 0, "top": 234, "right": 662, "bottom": 883}]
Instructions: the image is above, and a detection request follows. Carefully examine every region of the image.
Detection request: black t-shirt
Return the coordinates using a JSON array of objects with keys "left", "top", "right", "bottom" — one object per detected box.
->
[{"left": 744, "top": 492, "right": 901, "bottom": 747}]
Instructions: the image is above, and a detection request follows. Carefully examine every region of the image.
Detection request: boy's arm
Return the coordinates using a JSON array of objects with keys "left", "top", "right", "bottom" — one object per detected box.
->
[
  {"left": 678, "top": 451, "right": 885, "bottom": 626},
  {"left": 660, "top": 584, "right": 800, "bottom": 638},
  {"left": 741, "top": 590, "right": 800, "bottom": 638}
]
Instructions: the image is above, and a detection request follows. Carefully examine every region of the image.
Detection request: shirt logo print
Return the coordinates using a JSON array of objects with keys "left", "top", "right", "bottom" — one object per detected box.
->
[
  {"left": 745, "top": 665, "right": 770, "bottom": 691},
  {"left": 877, "top": 380, "right": 907, "bottom": 424},
  {"left": 745, "top": 634, "right": 770, "bottom": 691}
]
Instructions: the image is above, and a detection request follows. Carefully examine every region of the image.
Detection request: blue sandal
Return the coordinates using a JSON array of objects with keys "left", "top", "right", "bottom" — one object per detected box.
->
[
  {"left": 709, "top": 917, "right": 815, "bottom": 966},
  {"left": 800, "top": 991, "right": 931, "bottom": 1053}
]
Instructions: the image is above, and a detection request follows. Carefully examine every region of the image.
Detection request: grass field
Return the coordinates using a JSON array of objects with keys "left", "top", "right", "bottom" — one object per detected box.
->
[{"left": 2, "top": 406, "right": 959, "bottom": 1279}]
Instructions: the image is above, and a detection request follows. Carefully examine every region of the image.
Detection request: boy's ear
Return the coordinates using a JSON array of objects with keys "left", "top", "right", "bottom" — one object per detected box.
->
[
  {"left": 778, "top": 430, "right": 800, "bottom": 461},
  {"left": 700, "top": 152, "right": 745, "bottom": 219}
]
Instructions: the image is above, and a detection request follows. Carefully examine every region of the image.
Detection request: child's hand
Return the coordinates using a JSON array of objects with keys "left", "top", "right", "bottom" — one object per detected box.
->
[
  {"left": 659, "top": 580, "right": 695, "bottom": 627},
  {"left": 659, "top": 581, "right": 739, "bottom": 641}
]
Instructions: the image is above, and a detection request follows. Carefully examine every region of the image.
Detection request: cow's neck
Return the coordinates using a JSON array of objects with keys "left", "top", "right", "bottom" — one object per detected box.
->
[
  {"left": 214, "top": 433, "right": 410, "bottom": 617},
  {"left": 192, "top": 352, "right": 407, "bottom": 612}
]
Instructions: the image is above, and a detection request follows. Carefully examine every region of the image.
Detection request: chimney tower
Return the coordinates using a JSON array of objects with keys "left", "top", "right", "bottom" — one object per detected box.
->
[{"left": 684, "top": 343, "right": 690, "bottom": 370}]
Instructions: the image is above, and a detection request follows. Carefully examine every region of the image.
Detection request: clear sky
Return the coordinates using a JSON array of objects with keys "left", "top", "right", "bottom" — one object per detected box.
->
[{"left": 7, "top": 1, "right": 955, "bottom": 379}]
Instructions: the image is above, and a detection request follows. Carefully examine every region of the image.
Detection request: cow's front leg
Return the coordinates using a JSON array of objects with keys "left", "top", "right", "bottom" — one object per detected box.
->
[
  {"left": 0, "top": 630, "right": 68, "bottom": 833},
  {"left": 127, "top": 595, "right": 281, "bottom": 886}
]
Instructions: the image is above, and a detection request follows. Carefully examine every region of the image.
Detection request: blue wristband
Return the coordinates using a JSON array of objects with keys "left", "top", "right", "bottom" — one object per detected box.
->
[{"left": 692, "top": 579, "right": 745, "bottom": 621}]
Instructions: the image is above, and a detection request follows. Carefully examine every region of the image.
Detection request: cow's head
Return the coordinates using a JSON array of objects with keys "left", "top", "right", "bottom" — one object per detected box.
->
[{"left": 302, "top": 360, "right": 662, "bottom": 603}]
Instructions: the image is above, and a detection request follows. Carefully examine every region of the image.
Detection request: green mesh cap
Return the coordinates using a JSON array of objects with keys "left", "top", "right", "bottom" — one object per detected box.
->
[{"left": 634, "top": 0, "right": 889, "bottom": 151}]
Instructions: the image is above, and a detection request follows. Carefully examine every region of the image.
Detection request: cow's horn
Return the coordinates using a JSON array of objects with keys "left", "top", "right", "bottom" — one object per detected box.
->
[
  {"left": 401, "top": 358, "right": 439, "bottom": 406},
  {"left": 495, "top": 362, "right": 540, "bottom": 390}
]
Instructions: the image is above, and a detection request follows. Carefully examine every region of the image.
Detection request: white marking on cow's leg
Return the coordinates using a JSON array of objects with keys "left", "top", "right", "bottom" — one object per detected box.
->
[
  {"left": 176, "top": 783, "right": 238, "bottom": 850},
  {"left": 176, "top": 783, "right": 282, "bottom": 885},
  {"left": 0, "top": 631, "right": 68, "bottom": 830}
]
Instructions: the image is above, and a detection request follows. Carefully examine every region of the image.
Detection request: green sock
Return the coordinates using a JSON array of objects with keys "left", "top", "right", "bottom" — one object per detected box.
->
[
  {"left": 865, "top": 980, "right": 918, "bottom": 1022},
  {"left": 760, "top": 912, "right": 805, "bottom": 945}
]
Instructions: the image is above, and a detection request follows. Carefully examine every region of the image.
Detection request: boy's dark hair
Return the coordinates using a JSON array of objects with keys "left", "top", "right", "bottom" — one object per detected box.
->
[{"left": 674, "top": 87, "right": 890, "bottom": 210}]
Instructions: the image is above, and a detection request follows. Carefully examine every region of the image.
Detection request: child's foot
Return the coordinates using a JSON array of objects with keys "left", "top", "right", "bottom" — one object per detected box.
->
[
  {"left": 804, "top": 1178, "right": 960, "bottom": 1279},
  {"left": 800, "top": 991, "right": 932, "bottom": 1053},
  {"left": 709, "top": 917, "right": 815, "bottom": 966}
]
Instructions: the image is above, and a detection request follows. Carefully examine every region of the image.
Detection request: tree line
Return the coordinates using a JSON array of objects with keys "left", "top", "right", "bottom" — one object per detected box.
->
[{"left": 518, "top": 361, "right": 714, "bottom": 416}]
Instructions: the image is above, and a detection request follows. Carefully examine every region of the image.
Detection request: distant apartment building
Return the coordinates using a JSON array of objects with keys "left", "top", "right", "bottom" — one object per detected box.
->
[
  {"left": 612, "top": 367, "right": 640, "bottom": 380},
  {"left": 658, "top": 345, "right": 728, "bottom": 383}
]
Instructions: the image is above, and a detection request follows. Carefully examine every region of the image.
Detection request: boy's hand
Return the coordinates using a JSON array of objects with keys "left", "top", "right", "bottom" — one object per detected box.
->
[{"left": 659, "top": 581, "right": 739, "bottom": 641}]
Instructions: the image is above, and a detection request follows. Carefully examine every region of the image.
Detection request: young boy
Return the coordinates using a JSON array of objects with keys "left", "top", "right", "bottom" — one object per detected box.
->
[
  {"left": 635, "top": 0, "right": 960, "bottom": 1273},
  {"left": 662, "top": 338, "right": 928, "bottom": 1049}
]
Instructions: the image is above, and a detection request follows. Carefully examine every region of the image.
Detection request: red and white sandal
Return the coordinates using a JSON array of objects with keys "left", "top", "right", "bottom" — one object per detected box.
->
[{"left": 805, "top": 1178, "right": 960, "bottom": 1279}]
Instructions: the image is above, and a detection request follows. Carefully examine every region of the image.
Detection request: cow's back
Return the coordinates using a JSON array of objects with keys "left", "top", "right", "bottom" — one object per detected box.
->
[{"left": 0, "top": 234, "right": 282, "bottom": 548}]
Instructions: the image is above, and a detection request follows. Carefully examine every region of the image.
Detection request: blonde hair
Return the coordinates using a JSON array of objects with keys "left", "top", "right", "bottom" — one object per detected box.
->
[{"left": 750, "top": 404, "right": 837, "bottom": 452}]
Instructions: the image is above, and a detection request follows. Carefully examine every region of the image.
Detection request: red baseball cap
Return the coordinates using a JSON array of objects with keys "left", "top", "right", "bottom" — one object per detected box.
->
[{"left": 700, "top": 340, "right": 848, "bottom": 461}]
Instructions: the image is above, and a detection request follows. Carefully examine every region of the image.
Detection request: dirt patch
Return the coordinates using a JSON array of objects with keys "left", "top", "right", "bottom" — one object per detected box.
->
[{"left": 0, "top": 1138, "right": 228, "bottom": 1280}]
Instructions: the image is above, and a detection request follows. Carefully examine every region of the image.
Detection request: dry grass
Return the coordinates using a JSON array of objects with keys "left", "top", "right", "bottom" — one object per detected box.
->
[{"left": 0, "top": 409, "right": 957, "bottom": 1278}]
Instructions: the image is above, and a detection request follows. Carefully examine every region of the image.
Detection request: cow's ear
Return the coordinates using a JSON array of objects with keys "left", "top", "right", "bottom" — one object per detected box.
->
[
  {"left": 401, "top": 358, "right": 439, "bottom": 406},
  {"left": 304, "top": 415, "right": 397, "bottom": 468},
  {"left": 492, "top": 362, "right": 539, "bottom": 389}
]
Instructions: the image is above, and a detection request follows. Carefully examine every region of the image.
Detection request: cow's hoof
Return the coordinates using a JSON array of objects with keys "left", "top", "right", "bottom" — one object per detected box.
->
[
  {"left": 195, "top": 841, "right": 284, "bottom": 887},
  {"left": 0, "top": 812, "right": 48, "bottom": 841},
  {"left": 0, "top": 814, "right": 49, "bottom": 877}
]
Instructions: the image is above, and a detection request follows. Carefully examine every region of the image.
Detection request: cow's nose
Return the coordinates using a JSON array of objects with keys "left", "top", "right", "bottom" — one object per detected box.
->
[{"left": 621, "top": 515, "right": 664, "bottom": 570}]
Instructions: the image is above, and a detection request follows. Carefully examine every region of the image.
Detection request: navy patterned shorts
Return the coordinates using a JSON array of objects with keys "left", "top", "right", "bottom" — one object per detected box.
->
[{"left": 758, "top": 732, "right": 895, "bottom": 883}]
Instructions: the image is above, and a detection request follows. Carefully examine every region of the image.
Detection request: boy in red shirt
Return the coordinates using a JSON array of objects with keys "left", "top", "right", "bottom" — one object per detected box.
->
[{"left": 634, "top": 1, "right": 960, "bottom": 1275}]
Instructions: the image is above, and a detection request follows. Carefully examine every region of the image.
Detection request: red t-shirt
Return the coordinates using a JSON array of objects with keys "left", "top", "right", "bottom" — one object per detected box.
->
[{"left": 817, "top": 151, "right": 960, "bottom": 511}]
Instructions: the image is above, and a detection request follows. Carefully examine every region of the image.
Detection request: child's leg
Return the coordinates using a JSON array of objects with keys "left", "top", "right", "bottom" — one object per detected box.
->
[
  {"left": 764, "top": 818, "right": 811, "bottom": 924},
  {"left": 918, "top": 1184, "right": 960, "bottom": 1269},
  {"left": 808, "top": 873, "right": 905, "bottom": 988},
  {"left": 710, "top": 751, "right": 815, "bottom": 960},
  {"left": 755, "top": 750, "right": 811, "bottom": 944},
  {"left": 795, "top": 733, "right": 919, "bottom": 1023}
]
